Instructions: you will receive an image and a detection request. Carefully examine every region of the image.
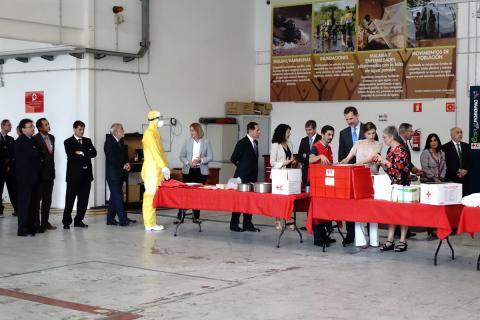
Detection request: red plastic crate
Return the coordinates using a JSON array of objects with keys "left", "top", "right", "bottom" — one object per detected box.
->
[{"left": 309, "top": 165, "right": 372, "bottom": 199}]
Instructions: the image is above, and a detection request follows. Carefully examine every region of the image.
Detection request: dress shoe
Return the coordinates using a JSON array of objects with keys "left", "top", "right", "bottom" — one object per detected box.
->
[
  {"left": 46, "top": 223, "right": 57, "bottom": 230},
  {"left": 314, "top": 241, "right": 330, "bottom": 247},
  {"left": 36, "top": 228, "right": 46, "bottom": 234},
  {"left": 230, "top": 224, "right": 244, "bottom": 232},
  {"left": 63, "top": 225, "right": 70, "bottom": 229},
  {"left": 127, "top": 218, "right": 136, "bottom": 223},
  {"left": 342, "top": 237, "right": 354, "bottom": 245},
  {"left": 12, "top": 212, "right": 17, "bottom": 216},
  {"left": 17, "top": 232, "right": 28, "bottom": 237},
  {"left": 119, "top": 221, "right": 130, "bottom": 227},
  {"left": 145, "top": 225, "right": 164, "bottom": 231},
  {"left": 107, "top": 220, "right": 119, "bottom": 226},
  {"left": 74, "top": 222, "right": 88, "bottom": 228},
  {"left": 300, "top": 226, "right": 307, "bottom": 231},
  {"left": 243, "top": 224, "right": 261, "bottom": 232}
]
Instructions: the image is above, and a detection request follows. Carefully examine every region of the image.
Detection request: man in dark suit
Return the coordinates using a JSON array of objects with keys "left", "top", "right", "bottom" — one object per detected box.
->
[
  {"left": 104, "top": 123, "right": 135, "bottom": 226},
  {"left": 443, "top": 127, "right": 471, "bottom": 196},
  {"left": 0, "top": 119, "right": 16, "bottom": 218},
  {"left": 32, "top": 118, "right": 57, "bottom": 232},
  {"left": 297, "top": 120, "right": 321, "bottom": 187},
  {"left": 338, "top": 106, "right": 364, "bottom": 244},
  {"left": 15, "top": 119, "right": 42, "bottom": 236},
  {"left": 230, "top": 122, "right": 260, "bottom": 232},
  {"left": 62, "top": 120, "right": 97, "bottom": 229}
]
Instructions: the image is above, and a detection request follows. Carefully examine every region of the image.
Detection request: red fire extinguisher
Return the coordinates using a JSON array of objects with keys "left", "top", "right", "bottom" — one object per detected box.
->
[{"left": 411, "top": 129, "right": 421, "bottom": 151}]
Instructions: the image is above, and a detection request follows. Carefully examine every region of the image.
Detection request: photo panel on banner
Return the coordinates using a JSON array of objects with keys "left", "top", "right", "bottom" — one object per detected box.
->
[{"left": 270, "top": 0, "right": 457, "bottom": 102}]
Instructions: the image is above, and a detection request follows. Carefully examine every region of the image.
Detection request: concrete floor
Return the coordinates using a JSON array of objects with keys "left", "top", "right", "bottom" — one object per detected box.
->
[{"left": 1, "top": 207, "right": 480, "bottom": 320}]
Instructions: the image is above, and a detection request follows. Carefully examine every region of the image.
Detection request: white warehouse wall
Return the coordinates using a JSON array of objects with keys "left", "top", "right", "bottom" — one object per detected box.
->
[{"left": 1, "top": 0, "right": 255, "bottom": 208}]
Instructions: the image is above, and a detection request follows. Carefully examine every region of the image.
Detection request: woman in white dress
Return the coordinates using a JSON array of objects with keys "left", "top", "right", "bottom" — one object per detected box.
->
[
  {"left": 340, "top": 122, "right": 382, "bottom": 247},
  {"left": 270, "top": 124, "right": 297, "bottom": 230}
]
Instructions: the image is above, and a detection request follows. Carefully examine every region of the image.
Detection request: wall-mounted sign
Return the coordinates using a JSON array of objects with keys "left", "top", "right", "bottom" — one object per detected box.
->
[
  {"left": 413, "top": 103, "right": 422, "bottom": 112},
  {"left": 446, "top": 102, "right": 455, "bottom": 112},
  {"left": 25, "top": 91, "right": 44, "bottom": 113}
]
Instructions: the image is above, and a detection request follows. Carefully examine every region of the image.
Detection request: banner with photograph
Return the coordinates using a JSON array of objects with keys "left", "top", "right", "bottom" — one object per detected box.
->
[{"left": 271, "top": 0, "right": 457, "bottom": 101}]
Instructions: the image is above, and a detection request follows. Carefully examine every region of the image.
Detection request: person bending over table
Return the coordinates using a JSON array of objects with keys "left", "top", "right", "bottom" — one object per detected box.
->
[
  {"left": 373, "top": 125, "right": 411, "bottom": 252},
  {"left": 176, "top": 123, "right": 213, "bottom": 224},
  {"left": 340, "top": 121, "right": 382, "bottom": 248},
  {"left": 270, "top": 123, "right": 297, "bottom": 231}
]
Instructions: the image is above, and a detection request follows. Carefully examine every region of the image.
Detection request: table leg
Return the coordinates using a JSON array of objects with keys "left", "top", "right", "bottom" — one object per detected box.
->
[
  {"left": 173, "top": 210, "right": 187, "bottom": 237},
  {"left": 477, "top": 253, "right": 480, "bottom": 271},
  {"left": 446, "top": 236, "right": 454, "bottom": 260},
  {"left": 194, "top": 219, "right": 202, "bottom": 233},
  {"left": 434, "top": 240, "right": 443, "bottom": 266}
]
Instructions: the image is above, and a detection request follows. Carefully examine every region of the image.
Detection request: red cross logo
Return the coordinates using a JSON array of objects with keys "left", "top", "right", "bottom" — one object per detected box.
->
[
  {"left": 426, "top": 191, "right": 431, "bottom": 199},
  {"left": 276, "top": 185, "right": 283, "bottom": 191}
]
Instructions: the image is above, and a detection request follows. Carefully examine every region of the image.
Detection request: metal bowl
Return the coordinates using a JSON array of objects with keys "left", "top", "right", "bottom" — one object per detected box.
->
[
  {"left": 253, "top": 182, "right": 272, "bottom": 193},
  {"left": 237, "top": 183, "right": 253, "bottom": 192}
]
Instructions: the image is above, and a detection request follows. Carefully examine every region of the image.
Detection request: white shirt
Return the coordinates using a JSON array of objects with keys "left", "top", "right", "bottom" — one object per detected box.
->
[{"left": 192, "top": 139, "right": 201, "bottom": 164}]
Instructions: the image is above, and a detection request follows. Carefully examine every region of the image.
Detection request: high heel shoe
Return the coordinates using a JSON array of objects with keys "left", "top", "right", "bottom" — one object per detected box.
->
[
  {"left": 394, "top": 241, "right": 408, "bottom": 252},
  {"left": 380, "top": 240, "right": 395, "bottom": 251},
  {"left": 286, "top": 220, "right": 295, "bottom": 231}
]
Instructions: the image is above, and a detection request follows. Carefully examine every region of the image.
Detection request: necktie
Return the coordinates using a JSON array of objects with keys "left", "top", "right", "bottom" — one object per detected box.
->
[
  {"left": 309, "top": 136, "right": 314, "bottom": 150},
  {"left": 352, "top": 128, "right": 358, "bottom": 143},
  {"left": 78, "top": 138, "right": 82, "bottom": 145},
  {"left": 44, "top": 136, "right": 52, "bottom": 154},
  {"left": 456, "top": 143, "right": 463, "bottom": 168},
  {"left": 253, "top": 140, "right": 258, "bottom": 156}
]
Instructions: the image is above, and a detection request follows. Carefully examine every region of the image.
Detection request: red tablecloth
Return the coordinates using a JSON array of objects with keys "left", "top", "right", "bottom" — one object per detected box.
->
[
  {"left": 153, "top": 187, "right": 310, "bottom": 219},
  {"left": 457, "top": 207, "right": 480, "bottom": 236},
  {"left": 306, "top": 197, "right": 463, "bottom": 240}
]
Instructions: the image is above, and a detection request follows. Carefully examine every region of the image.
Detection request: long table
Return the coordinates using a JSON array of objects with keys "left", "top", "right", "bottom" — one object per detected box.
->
[
  {"left": 306, "top": 197, "right": 464, "bottom": 264},
  {"left": 457, "top": 206, "right": 480, "bottom": 270},
  {"left": 153, "top": 186, "right": 310, "bottom": 247}
]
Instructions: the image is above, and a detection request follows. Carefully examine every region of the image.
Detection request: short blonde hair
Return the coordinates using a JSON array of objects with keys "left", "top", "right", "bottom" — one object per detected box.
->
[{"left": 190, "top": 123, "right": 204, "bottom": 138}]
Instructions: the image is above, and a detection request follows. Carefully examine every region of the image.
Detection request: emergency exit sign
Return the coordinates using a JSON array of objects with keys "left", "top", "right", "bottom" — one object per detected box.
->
[{"left": 25, "top": 91, "right": 44, "bottom": 113}]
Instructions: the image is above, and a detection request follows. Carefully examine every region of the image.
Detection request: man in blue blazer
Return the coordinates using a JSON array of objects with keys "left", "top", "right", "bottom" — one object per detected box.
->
[
  {"left": 105, "top": 123, "right": 136, "bottom": 226},
  {"left": 230, "top": 122, "right": 260, "bottom": 232},
  {"left": 338, "top": 106, "right": 364, "bottom": 245}
]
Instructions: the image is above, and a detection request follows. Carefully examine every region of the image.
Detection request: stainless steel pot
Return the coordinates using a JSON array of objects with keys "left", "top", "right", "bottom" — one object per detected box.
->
[
  {"left": 237, "top": 183, "right": 253, "bottom": 192},
  {"left": 253, "top": 182, "right": 272, "bottom": 193}
]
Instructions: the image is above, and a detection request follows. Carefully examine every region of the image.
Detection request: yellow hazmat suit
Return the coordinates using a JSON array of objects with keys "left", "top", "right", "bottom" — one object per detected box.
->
[{"left": 141, "top": 110, "right": 170, "bottom": 230}]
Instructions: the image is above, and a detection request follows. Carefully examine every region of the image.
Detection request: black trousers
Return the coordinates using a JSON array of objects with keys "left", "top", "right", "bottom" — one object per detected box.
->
[
  {"left": 16, "top": 181, "right": 39, "bottom": 235},
  {"left": 345, "top": 221, "right": 355, "bottom": 240},
  {"left": 107, "top": 178, "right": 127, "bottom": 224},
  {"left": 230, "top": 212, "right": 253, "bottom": 227},
  {"left": 34, "top": 179, "right": 54, "bottom": 228},
  {"left": 177, "top": 168, "right": 208, "bottom": 219},
  {"left": 62, "top": 180, "right": 91, "bottom": 226},
  {"left": 0, "top": 172, "right": 16, "bottom": 213}
]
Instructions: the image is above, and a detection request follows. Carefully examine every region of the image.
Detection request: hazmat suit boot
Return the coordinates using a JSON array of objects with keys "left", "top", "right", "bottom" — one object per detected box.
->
[{"left": 142, "top": 193, "right": 164, "bottom": 231}]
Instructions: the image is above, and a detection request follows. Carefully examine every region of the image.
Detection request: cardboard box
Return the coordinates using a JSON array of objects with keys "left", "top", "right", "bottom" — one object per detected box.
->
[
  {"left": 391, "top": 185, "right": 420, "bottom": 203},
  {"left": 225, "top": 102, "right": 255, "bottom": 115},
  {"left": 420, "top": 183, "right": 462, "bottom": 205},
  {"left": 373, "top": 174, "right": 392, "bottom": 201},
  {"left": 122, "top": 184, "right": 141, "bottom": 202},
  {"left": 253, "top": 102, "right": 273, "bottom": 115},
  {"left": 271, "top": 169, "right": 302, "bottom": 195}
]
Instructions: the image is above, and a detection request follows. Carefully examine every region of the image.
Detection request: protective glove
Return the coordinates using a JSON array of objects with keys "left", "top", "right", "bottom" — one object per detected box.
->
[{"left": 161, "top": 167, "right": 171, "bottom": 180}]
